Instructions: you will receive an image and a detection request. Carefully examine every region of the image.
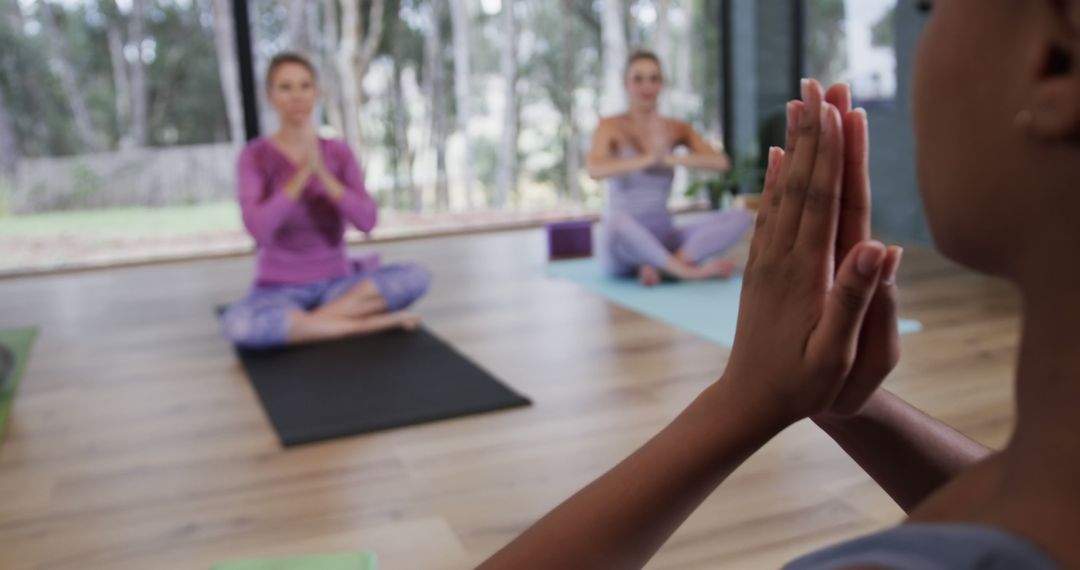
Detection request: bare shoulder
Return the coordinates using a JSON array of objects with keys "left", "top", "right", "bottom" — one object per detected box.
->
[
  {"left": 666, "top": 119, "right": 695, "bottom": 141},
  {"left": 596, "top": 115, "right": 628, "bottom": 133},
  {"left": 592, "top": 116, "right": 626, "bottom": 149}
]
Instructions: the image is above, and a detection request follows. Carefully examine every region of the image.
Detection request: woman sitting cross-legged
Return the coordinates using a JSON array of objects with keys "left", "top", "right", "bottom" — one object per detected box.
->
[{"left": 221, "top": 53, "right": 429, "bottom": 349}]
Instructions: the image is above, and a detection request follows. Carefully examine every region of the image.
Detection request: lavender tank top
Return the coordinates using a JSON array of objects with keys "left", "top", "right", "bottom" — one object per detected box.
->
[{"left": 604, "top": 147, "right": 675, "bottom": 233}]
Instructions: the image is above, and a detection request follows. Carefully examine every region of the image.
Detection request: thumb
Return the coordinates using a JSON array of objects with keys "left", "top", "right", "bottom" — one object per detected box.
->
[
  {"left": 807, "top": 241, "right": 886, "bottom": 372},
  {"left": 830, "top": 246, "right": 903, "bottom": 416}
]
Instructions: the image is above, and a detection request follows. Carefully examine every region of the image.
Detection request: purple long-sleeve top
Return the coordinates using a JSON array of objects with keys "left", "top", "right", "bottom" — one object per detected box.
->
[{"left": 237, "top": 137, "right": 377, "bottom": 285}]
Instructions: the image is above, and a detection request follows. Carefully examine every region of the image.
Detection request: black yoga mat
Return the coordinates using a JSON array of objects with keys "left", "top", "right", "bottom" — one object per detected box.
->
[{"left": 230, "top": 327, "right": 531, "bottom": 447}]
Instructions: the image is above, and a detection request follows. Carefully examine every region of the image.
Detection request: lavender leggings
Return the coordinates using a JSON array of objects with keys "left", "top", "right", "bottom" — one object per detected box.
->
[
  {"left": 600, "top": 209, "right": 753, "bottom": 276},
  {"left": 220, "top": 263, "right": 431, "bottom": 349}
]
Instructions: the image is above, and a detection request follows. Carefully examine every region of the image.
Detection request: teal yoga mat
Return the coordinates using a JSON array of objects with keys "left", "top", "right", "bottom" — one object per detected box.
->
[
  {"left": 0, "top": 327, "right": 38, "bottom": 443},
  {"left": 212, "top": 552, "right": 376, "bottom": 570},
  {"left": 547, "top": 258, "right": 922, "bottom": 347}
]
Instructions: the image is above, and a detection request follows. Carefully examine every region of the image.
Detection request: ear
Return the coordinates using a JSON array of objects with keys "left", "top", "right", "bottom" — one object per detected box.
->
[{"left": 1020, "top": 0, "right": 1080, "bottom": 141}]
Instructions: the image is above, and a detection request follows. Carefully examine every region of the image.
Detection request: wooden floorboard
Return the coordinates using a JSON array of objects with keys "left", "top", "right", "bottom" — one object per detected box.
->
[{"left": 0, "top": 226, "right": 1020, "bottom": 569}]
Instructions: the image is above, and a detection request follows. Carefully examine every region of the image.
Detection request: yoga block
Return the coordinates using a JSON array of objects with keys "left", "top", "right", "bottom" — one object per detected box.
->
[{"left": 546, "top": 220, "right": 593, "bottom": 259}]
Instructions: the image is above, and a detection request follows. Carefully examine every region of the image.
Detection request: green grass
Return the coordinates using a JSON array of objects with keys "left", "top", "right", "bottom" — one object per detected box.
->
[{"left": 0, "top": 202, "right": 243, "bottom": 238}]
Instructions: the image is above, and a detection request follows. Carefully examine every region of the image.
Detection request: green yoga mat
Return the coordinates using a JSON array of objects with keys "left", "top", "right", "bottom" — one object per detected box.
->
[
  {"left": 548, "top": 258, "right": 922, "bottom": 347},
  {"left": 212, "top": 552, "right": 376, "bottom": 570},
  {"left": 0, "top": 327, "right": 38, "bottom": 443}
]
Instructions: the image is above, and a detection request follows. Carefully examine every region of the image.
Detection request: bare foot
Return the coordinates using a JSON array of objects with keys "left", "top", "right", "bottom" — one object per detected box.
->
[
  {"left": 638, "top": 265, "right": 662, "bottom": 287},
  {"left": 396, "top": 312, "right": 421, "bottom": 331},
  {"left": 667, "top": 258, "right": 739, "bottom": 281},
  {"left": 703, "top": 258, "right": 739, "bottom": 280}
]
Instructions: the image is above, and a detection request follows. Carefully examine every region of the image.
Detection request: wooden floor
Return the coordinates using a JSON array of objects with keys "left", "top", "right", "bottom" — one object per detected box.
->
[{"left": 0, "top": 227, "right": 1022, "bottom": 569}]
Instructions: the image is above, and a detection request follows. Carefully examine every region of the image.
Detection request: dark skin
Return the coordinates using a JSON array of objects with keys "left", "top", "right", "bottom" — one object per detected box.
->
[
  {"left": 481, "top": 0, "right": 1080, "bottom": 563},
  {"left": 902, "top": 1, "right": 1080, "bottom": 565},
  {"left": 480, "top": 80, "right": 951, "bottom": 570}
]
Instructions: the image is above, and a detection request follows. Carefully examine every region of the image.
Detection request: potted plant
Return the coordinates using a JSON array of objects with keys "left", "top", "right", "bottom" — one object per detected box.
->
[{"left": 684, "top": 153, "right": 765, "bottom": 210}]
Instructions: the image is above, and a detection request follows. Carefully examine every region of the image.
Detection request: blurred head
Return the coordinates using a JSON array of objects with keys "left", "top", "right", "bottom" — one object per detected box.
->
[
  {"left": 625, "top": 50, "right": 664, "bottom": 111},
  {"left": 266, "top": 52, "right": 318, "bottom": 128},
  {"left": 913, "top": 0, "right": 1080, "bottom": 281}
]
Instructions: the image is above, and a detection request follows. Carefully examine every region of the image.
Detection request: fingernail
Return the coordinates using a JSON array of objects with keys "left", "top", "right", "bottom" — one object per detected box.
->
[
  {"left": 801, "top": 78, "right": 810, "bottom": 100},
  {"left": 787, "top": 101, "right": 798, "bottom": 128},
  {"left": 882, "top": 247, "right": 903, "bottom": 285},
  {"left": 852, "top": 108, "right": 868, "bottom": 131},
  {"left": 857, "top": 242, "right": 886, "bottom": 277},
  {"left": 767, "top": 147, "right": 781, "bottom": 174},
  {"left": 801, "top": 99, "right": 816, "bottom": 128}
]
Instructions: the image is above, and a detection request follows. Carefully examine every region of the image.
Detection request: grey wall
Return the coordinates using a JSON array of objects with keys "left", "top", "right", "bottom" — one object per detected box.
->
[
  {"left": 728, "top": 0, "right": 759, "bottom": 160},
  {"left": 865, "top": 0, "right": 931, "bottom": 245},
  {"left": 728, "top": 0, "right": 795, "bottom": 161},
  {"left": 725, "top": 0, "right": 931, "bottom": 245},
  {"left": 755, "top": 0, "right": 797, "bottom": 150}
]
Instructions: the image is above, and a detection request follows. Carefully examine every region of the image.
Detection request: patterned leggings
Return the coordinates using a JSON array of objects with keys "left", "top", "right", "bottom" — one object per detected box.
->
[{"left": 220, "top": 263, "right": 431, "bottom": 349}]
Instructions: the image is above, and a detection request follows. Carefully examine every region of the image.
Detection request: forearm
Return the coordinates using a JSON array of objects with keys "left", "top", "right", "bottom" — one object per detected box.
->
[
  {"left": 237, "top": 150, "right": 304, "bottom": 242},
  {"left": 316, "top": 166, "right": 377, "bottom": 232},
  {"left": 239, "top": 180, "right": 302, "bottom": 243},
  {"left": 587, "top": 154, "right": 655, "bottom": 180},
  {"left": 284, "top": 164, "right": 314, "bottom": 199},
  {"left": 314, "top": 166, "right": 346, "bottom": 200},
  {"left": 479, "top": 378, "right": 788, "bottom": 570},
  {"left": 813, "top": 389, "right": 991, "bottom": 512},
  {"left": 668, "top": 153, "right": 730, "bottom": 172}
]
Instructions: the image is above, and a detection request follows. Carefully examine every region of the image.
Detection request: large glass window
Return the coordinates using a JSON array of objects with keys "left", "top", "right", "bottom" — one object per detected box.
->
[
  {"left": 250, "top": 0, "right": 724, "bottom": 213},
  {"left": 0, "top": 0, "right": 723, "bottom": 274},
  {"left": 805, "top": 0, "right": 897, "bottom": 103},
  {"left": 0, "top": 0, "right": 242, "bottom": 273}
]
